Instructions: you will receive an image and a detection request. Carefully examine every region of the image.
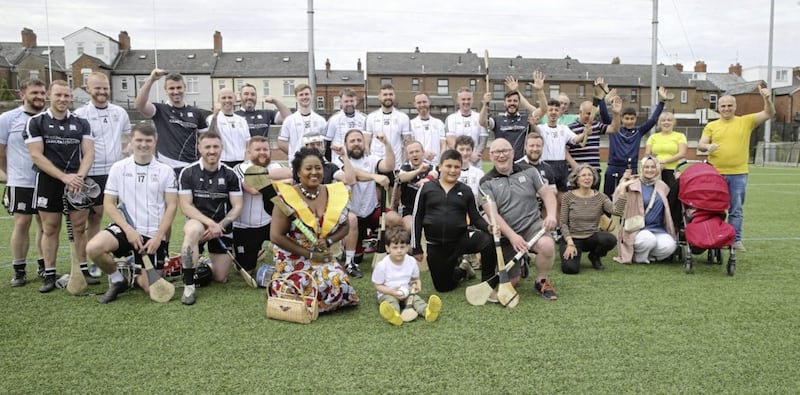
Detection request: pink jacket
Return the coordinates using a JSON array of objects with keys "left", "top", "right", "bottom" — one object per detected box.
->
[{"left": 613, "top": 179, "right": 676, "bottom": 263}]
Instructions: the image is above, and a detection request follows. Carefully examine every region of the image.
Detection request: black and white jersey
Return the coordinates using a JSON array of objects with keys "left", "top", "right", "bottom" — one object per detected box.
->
[
  {"left": 325, "top": 110, "right": 367, "bottom": 163},
  {"left": 489, "top": 113, "right": 529, "bottom": 161},
  {"left": 74, "top": 103, "right": 131, "bottom": 176},
  {"left": 105, "top": 157, "right": 177, "bottom": 238},
  {"left": 0, "top": 106, "right": 39, "bottom": 187},
  {"left": 409, "top": 116, "right": 446, "bottom": 165},
  {"left": 445, "top": 110, "right": 488, "bottom": 146},
  {"left": 235, "top": 108, "right": 278, "bottom": 138},
  {"left": 233, "top": 161, "right": 281, "bottom": 229},
  {"left": 206, "top": 113, "right": 250, "bottom": 163},
  {"left": 278, "top": 111, "right": 327, "bottom": 162},
  {"left": 178, "top": 160, "right": 242, "bottom": 221},
  {"left": 23, "top": 109, "right": 93, "bottom": 173},
  {"left": 399, "top": 161, "right": 435, "bottom": 214},
  {"left": 151, "top": 102, "right": 208, "bottom": 168},
  {"left": 365, "top": 108, "right": 411, "bottom": 169}
]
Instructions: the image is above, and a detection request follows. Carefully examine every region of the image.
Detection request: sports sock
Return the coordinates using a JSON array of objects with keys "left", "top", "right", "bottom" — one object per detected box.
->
[
  {"left": 44, "top": 267, "right": 56, "bottom": 278},
  {"left": 37, "top": 258, "right": 45, "bottom": 269},
  {"left": 12, "top": 259, "right": 26, "bottom": 273},
  {"left": 345, "top": 250, "right": 355, "bottom": 265},
  {"left": 183, "top": 284, "right": 195, "bottom": 297},
  {"left": 110, "top": 270, "right": 124, "bottom": 283},
  {"left": 80, "top": 262, "right": 89, "bottom": 274},
  {"left": 183, "top": 268, "right": 195, "bottom": 286}
]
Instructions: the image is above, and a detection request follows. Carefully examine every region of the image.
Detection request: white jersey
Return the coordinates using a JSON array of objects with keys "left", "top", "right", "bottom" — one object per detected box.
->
[
  {"left": 0, "top": 106, "right": 38, "bottom": 187},
  {"left": 74, "top": 102, "right": 131, "bottom": 176},
  {"left": 458, "top": 165, "right": 485, "bottom": 206},
  {"left": 325, "top": 110, "right": 366, "bottom": 163},
  {"left": 445, "top": 110, "right": 488, "bottom": 145},
  {"left": 371, "top": 254, "right": 419, "bottom": 298},
  {"left": 105, "top": 156, "right": 177, "bottom": 239},
  {"left": 365, "top": 108, "right": 410, "bottom": 169},
  {"left": 538, "top": 124, "right": 576, "bottom": 161},
  {"left": 233, "top": 161, "right": 282, "bottom": 229},
  {"left": 409, "top": 116, "right": 446, "bottom": 165},
  {"left": 278, "top": 111, "right": 327, "bottom": 162},
  {"left": 346, "top": 154, "right": 381, "bottom": 217},
  {"left": 206, "top": 113, "right": 250, "bottom": 162}
]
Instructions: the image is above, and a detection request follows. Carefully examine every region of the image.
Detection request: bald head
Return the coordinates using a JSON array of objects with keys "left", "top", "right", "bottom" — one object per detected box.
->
[
  {"left": 718, "top": 95, "right": 736, "bottom": 120},
  {"left": 217, "top": 87, "right": 236, "bottom": 114},
  {"left": 578, "top": 101, "right": 593, "bottom": 123},
  {"left": 489, "top": 138, "right": 514, "bottom": 174}
]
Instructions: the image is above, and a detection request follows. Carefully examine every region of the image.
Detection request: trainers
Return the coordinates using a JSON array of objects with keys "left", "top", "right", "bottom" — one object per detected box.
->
[
  {"left": 39, "top": 275, "right": 57, "bottom": 293},
  {"left": 345, "top": 263, "right": 363, "bottom": 279},
  {"left": 379, "top": 301, "right": 403, "bottom": 326},
  {"left": 83, "top": 272, "right": 101, "bottom": 285},
  {"left": 425, "top": 295, "right": 442, "bottom": 323},
  {"left": 732, "top": 241, "right": 746, "bottom": 252},
  {"left": 10, "top": 271, "right": 27, "bottom": 287},
  {"left": 99, "top": 281, "right": 130, "bottom": 304},
  {"left": 458, "top": 259, "right": 476, "bottom": 280},
  {"left": 534, "top": 278, "right": 558, "bottom": 301},
  {"left": 182, "top": 286, "right": 196, "bottom": 305}
]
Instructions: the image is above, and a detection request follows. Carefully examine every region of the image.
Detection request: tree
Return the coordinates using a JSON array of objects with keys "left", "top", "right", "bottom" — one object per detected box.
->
[{"left": 0, "top": 80, "right": 17, "bottom": 101}]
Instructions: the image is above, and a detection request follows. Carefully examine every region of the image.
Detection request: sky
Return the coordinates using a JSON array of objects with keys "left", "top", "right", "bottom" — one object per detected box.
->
[{"left": 1, "top": 0, "right": 798, "bottom": 74}]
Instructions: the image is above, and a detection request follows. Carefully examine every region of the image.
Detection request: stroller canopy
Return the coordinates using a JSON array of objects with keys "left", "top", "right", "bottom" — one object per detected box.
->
[{"left": 678, "top": 163, "right": 730, "bottom": 212}]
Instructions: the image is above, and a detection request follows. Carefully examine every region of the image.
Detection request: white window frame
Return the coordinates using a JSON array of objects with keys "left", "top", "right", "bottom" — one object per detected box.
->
[
  {"left": 136, "top": 76, "right": 147, "bottom": 90},
  {"left": 492, "top": 83, "right": 504, "bottom": 100},
  {"left": 411, "top": 78, "right": 420, "bottom": 92},
  {"left": 95, "top": 43, "right": 104, "bottom": 56},
  {"left": 549, "top": 84, "right": 560, "bottom": 100},
  {"left": 217, "top": 80, "right": 226, "bottom": 91},
  {"left": 680, "top": 90, "right": 688, "bottom": 104},
  {"left": 437, "top": 79, "right": 449, "bottom": 95},
  {"left": 578, "top": 85, "right": 585, "bottom": 97},
  {"left": 185, "top": 77, "right": 199, "bottom": 94},
  {"left": 380, "top": 78, "right": 392, "bottom": 87},
  {"left": 630, "top": 88, "right": 638, "bottom": 103},
  {"left": 236, "top": 79, "right": 244, "bottom": 92},
  {"left": 76, "top": 42, "right": 84, "bottom": 56},
  {"left": 262, "top": 80, "right": 270, "bottom": 96},
  {"left": 317, "top": 96, "right": 325, "bottom": 110},
  {"left": 120, "top": 78, "right": 129, "bottom": 91},
  {"left": 283, "top": 80, "right": 295, "bottom": 96},
  {"left": 709, "top": 93, "right": 718, "bottom": 110},
  {"left": 333, "top": 96, "right": 341, "bottom": 110}
]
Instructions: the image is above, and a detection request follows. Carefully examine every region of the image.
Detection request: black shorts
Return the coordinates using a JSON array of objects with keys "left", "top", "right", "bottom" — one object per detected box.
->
[
  {"left": 233, "top": 224, "right": 270, "bottom": 271},
  {"left": 87, "top": 174, "right": 108, "bottom": 207},
  {"left": 104, "top": 223, "right": 169, "bottom": 269},
  {"left": 34, "top": 172, "right": 83, "bottom": 213},
  {"left": 357, "top": 206, "right": 383, "bottom": 240},
  {"left": 544, "top": 160, "right": 570, "bottom": 192},
  {"left": 6, "top": 186, "right": 37, "bottom": 215},
  {"left": 200, "top": 236, "right": 233, "bottom": 255}
]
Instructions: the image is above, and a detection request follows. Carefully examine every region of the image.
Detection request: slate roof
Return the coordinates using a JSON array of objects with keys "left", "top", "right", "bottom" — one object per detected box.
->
[
  {"left": 213, "top": 52, "right": 308, "bottom": 78},
  {"left": 705, "top": 72, "right": 747, "bottom": 92},
  {"left": 580, "top": 63, "right": 692, "bottom": 88},
  {"left": 488, "top": 57, "right": 591, "bottom": 81},
  {"left": 0, "top": 43, "right": 67, "bottom": 71},
  {"left": 724, "top": 81, "right": 764, "bottom": 95},
  {"left": 690, "top": 79, "right": 721, "bottom": 91},
  {"left": 774, "top": 78, "right": 800, "bottom": 95},
  {"left": 113, "top": 49, "right": 216, "bottom": 75},
  {"left": 316, "top": 69, "right": 364, "bottom": 86},
  {"left": 367, "top": 52, "right": 482, "bottom": 75}
]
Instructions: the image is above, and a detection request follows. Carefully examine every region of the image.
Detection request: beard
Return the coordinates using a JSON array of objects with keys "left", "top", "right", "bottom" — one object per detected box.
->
[
  {"left": 382, "top": 99, "right": 393, "bottom": 108},
  {"left": 348, "top": 147, "right": 364, "bottom": 159}
]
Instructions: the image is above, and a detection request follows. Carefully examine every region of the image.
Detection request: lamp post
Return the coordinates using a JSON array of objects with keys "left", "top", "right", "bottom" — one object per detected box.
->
[{"left": 764, "top": 0, "right": 774, "bottom": 143}]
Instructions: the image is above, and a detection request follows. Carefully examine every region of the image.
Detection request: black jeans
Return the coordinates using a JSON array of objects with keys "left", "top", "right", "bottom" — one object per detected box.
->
[
  {"left": 560, "top": 232, "right": 617, "bottom": 274},
  {"left": 425, "top": 230, "right": 496, "bottom": 292}
]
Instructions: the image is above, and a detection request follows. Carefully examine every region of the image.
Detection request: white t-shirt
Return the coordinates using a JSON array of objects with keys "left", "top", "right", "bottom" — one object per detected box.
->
[
  {"left": 458, "top": 165, "right": 485, "bottom": 206},
  {"left": 233, "top": 161, "right": 282, "bottom": 228},
  {"left": 105, "top": 156, "right": 177, "bottom": 239},
  {"left": 0, "top": 107, "right": 37, "bottom": 187},
  {"left": 371, "top": 254, "right": 420, "bottom": 298},
  {"left": 410, "top": 116, "right": 446, "bottom": 165},
  {"left": 278, "top": 111, "right": 327, "bottom": 162},
  {"left": 74, "top": 103, "right": 131, "bottom": 176},
  {"left": 347, "top": 154, "right": 381, "bottom": 218},
  {"left": 365, "top": 108, "right": 410, "bottom": 169},
  {"left": 325, "top": 110, "right": 366, "bottom": 163},
  {"left": 538, "top": 124, "right": 576, "bottom": 161},
  {"left": 206, "top": 113, "right": 250, "bottom": 163},
  {"left": 445, "top": 110, "right": 488, "bottom": 145}
]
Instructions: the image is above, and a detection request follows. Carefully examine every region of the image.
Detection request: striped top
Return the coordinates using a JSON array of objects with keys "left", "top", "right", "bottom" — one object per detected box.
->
[{"left": 560, "top": 190, "right": 614, "bottom": 239}]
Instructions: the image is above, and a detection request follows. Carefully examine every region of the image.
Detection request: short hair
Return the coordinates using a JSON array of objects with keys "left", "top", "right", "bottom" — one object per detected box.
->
[
  {"left": 454, "top": 135, "right": 475, "bottom": 149},
  {"left": 405, "top": 140, "right": 423, "bottom": 152},
  {"left": 440, "top": 149, "right": 462, "bottom": 165},
  {"left": 294, "top": 83, "right": 311, "bottom": 95},
  {"left": 240, "top": 83, "right": 256, "bottom": 93},
  {"left": 340, "top": 88, "right": 356, "bottom": 98},
  {"left": 384, "top": 226, "right": 411, "bottom": 246},
  {"left": 504, "top": 91, "right": 520, "bottom": 99},
  {"left": 291, "top": 147, "right": 325, "bottom": 180},
  {"left": 49, "top": 80, "right": 69, "bottom": 90},
  {"left": 568, "top": 164, "right": 599, "bottom": 187},
  {"left": 19, "top": 78, "right": 45, "bottom": 91},
  {"left": 131, "top": 124, "right": 157, "bottom": 137},
  {"left": 547, "top": 99, "right": 561, "bottom": 107},
  {"left": 344, "top": 128, "right": 363, "bottom": 142},
  {"left": 164, "top": 73, "right": 184, "bottom": 84},
  {"left": 526, "top": 132, "right": 543, "bottom": 143},
  {"left": 414, "top": 92, "right": 430, "bottom": 100},
  {"left": 456, "top": 87, "right": 473, "bottom": 94},
  {"left": 247, "top": 135, "right": 268, "bottom": 147},
  {"left": 198, "top": 131, "right": 221, "bottom": 143},
  {"left": 622, "top": 107, "right": 637, "bottom": 117},
  {"left": 380, "top": 83, "right": 394, "bottom": 91},
  {"left": 88, "top": 71, "right": 108, "bottom": 81}
]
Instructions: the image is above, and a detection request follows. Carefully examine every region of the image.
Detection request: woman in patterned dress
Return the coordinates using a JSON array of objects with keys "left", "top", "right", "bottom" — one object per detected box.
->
[{"left": 269, "top": 148, "right": 359, "bottom": 312}]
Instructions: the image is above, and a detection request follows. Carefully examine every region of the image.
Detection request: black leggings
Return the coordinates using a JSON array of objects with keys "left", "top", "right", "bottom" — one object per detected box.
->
[
  {"left": 559, "top": 232, "right": 617, "bottom": 274},
  {"left": 425, "top": 230, "right": 496, "bottom": 292}
]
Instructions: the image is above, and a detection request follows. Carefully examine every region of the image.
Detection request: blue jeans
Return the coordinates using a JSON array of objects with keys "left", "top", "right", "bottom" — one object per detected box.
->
[{"left": 723, "top": 174, "right": 748, "bottom": 242}]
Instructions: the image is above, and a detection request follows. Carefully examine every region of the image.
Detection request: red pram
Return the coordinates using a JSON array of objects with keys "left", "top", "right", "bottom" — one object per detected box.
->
[{"left": 677, "top": 162, "right": 737, "bottom": 276}]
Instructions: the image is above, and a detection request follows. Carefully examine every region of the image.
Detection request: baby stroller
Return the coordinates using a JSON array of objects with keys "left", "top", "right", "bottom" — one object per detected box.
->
[{"left": 676, "top": 162, "right": 737, "bottom": 276}]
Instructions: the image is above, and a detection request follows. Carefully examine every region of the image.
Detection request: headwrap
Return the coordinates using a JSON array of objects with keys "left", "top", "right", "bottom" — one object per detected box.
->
[{"left": 639, "top": 155, "right": 661, "bottom": 186}]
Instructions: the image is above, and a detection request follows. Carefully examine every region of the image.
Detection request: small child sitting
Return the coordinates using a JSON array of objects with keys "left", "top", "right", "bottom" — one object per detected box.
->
[{"left": 371, "top": 227, "right": 441, "bottom": 326}]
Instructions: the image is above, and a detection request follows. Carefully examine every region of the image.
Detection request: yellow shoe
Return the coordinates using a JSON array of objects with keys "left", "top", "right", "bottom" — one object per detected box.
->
[
  {"left": 379, "top": 301, "right": 403, "bottom": 326},
  {"left": 425, "top": 295, "right": 442, "bottom": 322}
]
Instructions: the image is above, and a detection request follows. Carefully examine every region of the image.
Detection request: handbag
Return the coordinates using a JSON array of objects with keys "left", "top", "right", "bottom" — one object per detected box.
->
[
  {"left": 623, "top": 188, "right": 657, "bottom": 232},
  {"left": 266, "top": 272, "right": 319, "bottom": 324}
]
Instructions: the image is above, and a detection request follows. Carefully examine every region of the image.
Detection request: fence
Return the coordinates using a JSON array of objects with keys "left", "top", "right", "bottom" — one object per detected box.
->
[{"left": 755, "top": 142, "right": 800, "bottom": 167}]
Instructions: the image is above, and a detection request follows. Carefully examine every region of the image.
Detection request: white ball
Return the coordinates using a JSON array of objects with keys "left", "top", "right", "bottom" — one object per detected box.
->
[{"left": 398, "top": 286, "right": 409, "bottom": 298}]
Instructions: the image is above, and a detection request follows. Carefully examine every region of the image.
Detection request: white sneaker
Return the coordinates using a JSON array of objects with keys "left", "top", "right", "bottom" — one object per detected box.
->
[{"left": 732, "top": 241, "right": 746, "bottom": 252}]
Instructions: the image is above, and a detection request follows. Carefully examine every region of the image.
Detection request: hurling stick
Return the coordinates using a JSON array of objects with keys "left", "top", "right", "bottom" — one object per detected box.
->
[
  {"left": 484, "top": 49, "right": 490, "bottom": 94},
  {"left": 484, "top": 195, "right": 519, "bottom": 308},
  {"left": 64, "top": 196, "right": 87, "bottom": 295},
  {"left": 371, "top": 186, "right": 387, "bottom": 268},
  {"left": 215, "top": 238, "right": 257, "bottom": 288},
  {"left": 142, "top": 255, "right": 175, "bottom": 303},
  {"left": 400, "top": 283, "right": 419, "bottom": 322},
  {"left": 465, "top": 228, "right": 546, "bottom": 306}
]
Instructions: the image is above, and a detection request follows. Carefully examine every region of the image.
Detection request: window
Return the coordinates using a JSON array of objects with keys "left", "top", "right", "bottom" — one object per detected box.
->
[
  {"left": 236, "top": 79, "right": 244, "bottom": 92},
  {"left": 680, "top": 90, "right": 688, "bottom": 104},
  {"left": 776, "top": 70, "right": 788, "bottom": 82},
  {"left": 524, "top": 84, "right": 532, "bottom": 98},
  {"left": 218, "top": 80, "right": 226, "bottom": 90},
  {"left": 437, "top": 79, "right": 449, "bottom": 95},
  {"left": 136, "top": 76, "right": 147, "bottom": 89},
  {"left": 76, "top": 42, "right": 84, "bottom": 56},
  {"left": 709, "top": 94, "right": 718, "bottom": 110},
  {"left": 492, "top": 83, "right": 504, "bottom": 100},
  {"left": 283, "top": 80, "right": 295, "bottom": 96},
  {"left": 549, "top": 84, "right": 560, "bottom": 99},
  {"left": 262, "top": 80, "right": 270, "bottom": 96},
  {"left": 578, "top": 85, "right": 585, "bottom": 97},
  {"left": 29, "top": 70, "right": 39, "bottom": 80},
  {"left": 95, "top": 43, "right": 104, "bottom": 56},
  {"left": 82, "top": 73, "right": 90, "bottom": 87},
  {"left": 185, "top": 77, "right": 199, "bottom": 94},
  {"left": 411, "top": 78, "right": 420, "bottom": 92},
  {"left": 630, "top": 89, "right": 638, "bottom": 103},
  {"left": 470, "top": 79, "right": 477, "bottom": 91},
  {"left": 380, "top": 78, "right": 392, "bottom": 87},
  {"left": 121, "top": 78, "right": 129, "bottom": 91},
  {"left": 317, "top": 96, "right": 325, "bottom": 110},
  {"left": 333, "top": 96, "right": 341, "bottom": 110}
]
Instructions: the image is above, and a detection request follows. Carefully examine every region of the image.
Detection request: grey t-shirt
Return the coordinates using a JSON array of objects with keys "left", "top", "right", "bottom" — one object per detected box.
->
[{"left": 480, "top": 164, "right": 545, "bottom": 233}]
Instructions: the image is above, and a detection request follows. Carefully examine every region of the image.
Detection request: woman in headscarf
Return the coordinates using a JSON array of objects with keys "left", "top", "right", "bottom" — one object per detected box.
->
[{"left": 613, "top": 155, "right": 676, "bottom": 264}]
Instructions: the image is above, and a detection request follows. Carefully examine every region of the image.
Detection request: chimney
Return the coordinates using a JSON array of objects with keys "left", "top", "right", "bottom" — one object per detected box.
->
[
  {"left": 325, "top": 58, "right": 330, "bottom": 77},
  {"left": 118, "top": 31, "right": 130, "bottom": 52},
  {"left": 694, "top": 60, "right": 707, "bottom": 73},
  {"left": 357, "top": 58, "right": 362, "bottom": 72},
  {"left": 213, "top": 31, "right": 222, "bottom": 56},
  {"left": 21, "top": 28, "right": 37, "bottom": 48},
  {"left": 611, "top": 56, "right": 621, "bottom": 64},
  {"left": 794, "top": 66, "right": 800, "bottom": 81},
  {"left": 414, "top": 46, "right": 420, "bottom": 53},
  {"left": 728, "top": 62, "right": 742, "bottom": 77},
  {"left": 674, "top": 63, "right": 684, "bottom": 72}
]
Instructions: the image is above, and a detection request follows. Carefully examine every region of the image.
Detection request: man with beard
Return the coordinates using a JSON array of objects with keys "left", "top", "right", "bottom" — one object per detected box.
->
[
  {"left": 235, "top": 83, "right": 291, "bottom": 138},
  {"left": 342, "top": 129, "right": 401, "bottom": 278},
  {"left": 75, "top": 72, "right": 131, "bottom": 279},
  {"left": 480, "top": 72, "right": 547, "bottom": 161},
  {"left": 365, "top": 84, "right": 411, "bottom": 170},
  {"left": 206, "top": 88, "right": 250, "bottom": 168},
  {"left": 446, "top": 87, "right": 488, "bottom": 167},
  {"left": 325, "top": 88, "right": 366, "bottom": 164},
  {"left": 398, "top": 141, "right": 437, "bottom": 230},
  {"left": 278, "top": 84, "right": 327, "bottom": 161},
  {"left": 409, "top": 92, "right": 446, "bottom": 165},
  {"left": 24, "top": 80, "right": 95, "bottom": 292},
  {"left": 135, "top": 69, "right": 209, "bottom": 174},
  {"left": 0, "top": 78, "right": 47, "bottom": 286}
]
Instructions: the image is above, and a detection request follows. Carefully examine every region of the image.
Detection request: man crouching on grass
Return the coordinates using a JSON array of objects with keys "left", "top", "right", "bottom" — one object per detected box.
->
[{"left": 177, "top": 132, "right": 243, "bottom": 305}]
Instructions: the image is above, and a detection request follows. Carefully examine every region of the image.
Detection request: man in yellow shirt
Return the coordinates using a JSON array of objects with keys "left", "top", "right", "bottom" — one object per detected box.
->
[{"left": 697, "top": 86, "right": 774, "bottom": 251}]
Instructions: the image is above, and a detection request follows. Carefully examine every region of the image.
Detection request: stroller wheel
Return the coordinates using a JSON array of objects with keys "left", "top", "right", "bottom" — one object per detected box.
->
[
  {"left": 715, "top": 249, "right": 723, "bottom": 265},
  {"left": 727, "top": 262, "right": 735, "bottom": 276}
]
